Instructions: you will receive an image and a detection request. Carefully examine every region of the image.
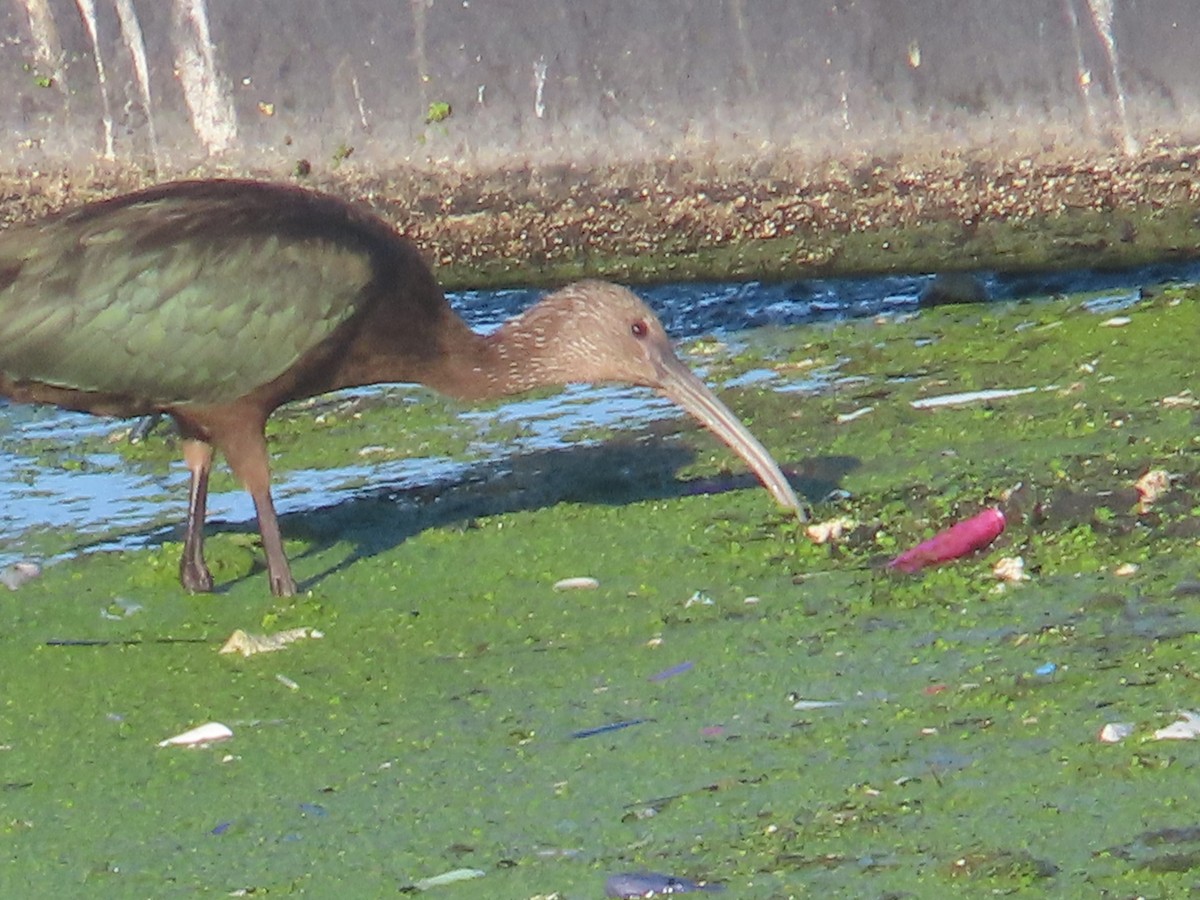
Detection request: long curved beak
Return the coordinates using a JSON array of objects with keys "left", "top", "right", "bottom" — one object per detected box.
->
[{"left": 653, "top": 353, "right": 807, "bottom": 519}]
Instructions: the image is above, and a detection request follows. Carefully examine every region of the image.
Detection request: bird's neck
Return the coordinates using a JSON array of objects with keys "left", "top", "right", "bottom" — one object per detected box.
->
[
  {"left": 429, "top": 316, "right": 563, "bottom": 402},
  {"left": 326, "top": 302, "right": 567, "bottom": 403}
]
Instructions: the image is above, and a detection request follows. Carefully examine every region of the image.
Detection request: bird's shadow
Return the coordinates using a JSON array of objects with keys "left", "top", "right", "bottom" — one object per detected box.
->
[
  {"left": 272, "top": 438, "right": 858, "bottom": 592},
  {"left": 77, "top": 437, "right": 858, "bottom": 592}
]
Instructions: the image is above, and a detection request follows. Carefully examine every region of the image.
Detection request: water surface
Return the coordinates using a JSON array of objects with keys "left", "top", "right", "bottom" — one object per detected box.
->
[{"left": 2, "top": 261, "right": 1195, "bottom": 566}]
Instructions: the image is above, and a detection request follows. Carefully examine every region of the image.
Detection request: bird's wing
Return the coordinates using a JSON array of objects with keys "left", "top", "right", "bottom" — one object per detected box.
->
[{"left": 0, "top": 189, "right": 377, "bottom": 406}]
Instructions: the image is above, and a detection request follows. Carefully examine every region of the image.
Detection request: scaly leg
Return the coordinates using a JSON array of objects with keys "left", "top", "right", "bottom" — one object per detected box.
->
[
  {"left": 222, "top": 426, "right": 297, "bottom": 597},
  {"left": 180, "top": 439, "right": 215, "bottom": 592}
]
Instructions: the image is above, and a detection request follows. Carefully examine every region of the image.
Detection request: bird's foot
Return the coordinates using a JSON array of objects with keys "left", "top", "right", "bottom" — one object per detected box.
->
[
  {"left": 269, "top": 570, "right": 298, "bottom": 597},
  {"left": 180, "top": 561, "right": 215, "bottom": 593}
]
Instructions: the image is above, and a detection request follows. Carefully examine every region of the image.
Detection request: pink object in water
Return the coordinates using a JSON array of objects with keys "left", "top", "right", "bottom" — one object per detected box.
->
[{"left": 888, "top": 507, "right": 1006, "bottom": 573}]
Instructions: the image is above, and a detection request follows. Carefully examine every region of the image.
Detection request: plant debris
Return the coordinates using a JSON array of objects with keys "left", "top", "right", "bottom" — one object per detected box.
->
[{"left": 219, "top": 627, "right": 324, "bottom": 657}]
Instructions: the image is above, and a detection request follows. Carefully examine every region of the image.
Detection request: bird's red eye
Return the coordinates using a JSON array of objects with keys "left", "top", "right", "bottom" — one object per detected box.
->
[{"left": 631, "top": 320, "right": 649, "bottom": 338}]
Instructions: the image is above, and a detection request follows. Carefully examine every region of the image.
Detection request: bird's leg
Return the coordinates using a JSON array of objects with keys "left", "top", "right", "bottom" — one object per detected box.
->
[
  {"left": 180, "top": 439, "right": 215, "bottom": 592},
  {"left": 222, "top": 428, "right": 297, "bottom": 597},
  {"left": 252, "top": 487, "right": 296, "bottom": 597}
]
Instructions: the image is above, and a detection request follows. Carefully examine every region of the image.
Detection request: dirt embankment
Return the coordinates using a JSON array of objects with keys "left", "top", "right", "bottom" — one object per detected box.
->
[{"left": 2, "top": 136, "right": 1199, "bottom": 289}]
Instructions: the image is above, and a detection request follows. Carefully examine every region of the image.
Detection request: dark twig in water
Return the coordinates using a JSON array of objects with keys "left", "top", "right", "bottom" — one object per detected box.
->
[
  {"left": 45, "top": 637, "right": 211, "bottom": 647},
  {"left": 570, "top": 717, "right": 652, "bottom": 739},
  {"left": 648, "top": 660, "right": 694, "bottom": 682}
]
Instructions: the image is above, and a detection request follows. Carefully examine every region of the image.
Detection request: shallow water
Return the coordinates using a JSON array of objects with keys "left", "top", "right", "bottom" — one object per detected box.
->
[{"left": 1, "top": 261, "right": 1196, "bottom": 567}]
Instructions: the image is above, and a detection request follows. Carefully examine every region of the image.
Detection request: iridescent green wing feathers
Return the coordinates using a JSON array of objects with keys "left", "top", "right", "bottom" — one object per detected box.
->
[{"left": 0, "top": 185, "right": 379, "bottom": 405}]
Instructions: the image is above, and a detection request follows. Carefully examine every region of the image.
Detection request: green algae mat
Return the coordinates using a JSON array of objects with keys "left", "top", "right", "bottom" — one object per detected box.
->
[{"left": 3, "top": 287, "right": 1200, "bottom": 897}]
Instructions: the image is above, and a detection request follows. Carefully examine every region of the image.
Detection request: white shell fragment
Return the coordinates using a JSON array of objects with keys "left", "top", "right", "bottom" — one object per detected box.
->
[
  {"left": 992, "top": 556, "right": 1029, "bottom": 583},
  {"left": 910, "top": 387, "right": 1039, "bottom": 409},
  {"left": 158, "top": 721, "right": 233, "bottom": 748},
  {"left": 792, "top": 699, "right": 844, "bottom": 711},
  {"left": 0, "top": 561, "right": 42, "bottom": 591},
  {"left": 835, "top": 406, "right": 874, "bottom": 424},
  {"left": 1097, "top": 722, "right": 1134, "bottom": 743},
  {"left": 1135, "top": 469, "right": 1172, "bottom": 513},
  {"left": 413, "top": 867, "right": 486, "bottom": 890},
  {"left": 553, "top": 577, "right": 600, "bottom": 591},
  {"left": 219, "top": 627, "right": 324, "bottom": 657},
  {"left": 805, "top": 516, "right": 856, "bottom": 544},
  {"left": 275, "top": 674, "right": 300, "bottom": 691},
  {"left": 1153, "top": 711, "right": 1200, "bottom": 741}
]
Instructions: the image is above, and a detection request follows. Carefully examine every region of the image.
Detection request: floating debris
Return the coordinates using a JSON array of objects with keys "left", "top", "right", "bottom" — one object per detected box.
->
[
  {"left": 648, "top": 661, "right": 694, "bottom": 682},
  {"left": 684, "top": 591, "right": 714, "bottom": 608},
  {"left": 553, "top": 576, "right": 600, "bottom": 591},
  {"left": 571, "top": 718, "right": 650, "bottom": 740},
  {"left": 275, "top": 674, "right": 300, "bottom": 691},
  {"left": 910, "top": 387, "right": 1038, "bottom": 409},
  {"left": 1034, "top": 662, "right": 1057, "bottom": 677},
  {"left": 1161, "top": 391, "right": 1199, "bottom": 408},
  {"left": 533, "top": 847, "right": 585, "bottom": 859},
  {"left": 158, "top": 722, "right": 233, "bottom": 748},
  {"left": 219, "top": 627, "right": 324, "bottom": 657},
  {"left": 1081, "top": 290, "right": 1142, "bottom": 314},
  {"left": 1134, "top": 469, "right": 1172, "bottom": 513},
  {"left": 1100, "top": 315, "right": 1132, "bottom": 327},
  {"left": 992, "top": 556, "right": 1029, "bottom": 583},
  {"left": 1153, "top": 711, "right": 1200, "bottom": 741},
  {"left": 1113, "top": 563, "right": 1139, "bottom": 577},
  {"left": 805, "top": 516, "right": 856, "bottom": 544},
  {"left": 835, "top": 406, "right": 874, "bottom": 424},
  {"left": 413, "top": 867, "right": 486, "bottom": 891},
  {"left": 100, "top": 597, "right": 143, "bottom": 620},
  {"left": 605, "top": 871, "right": 723, "bottom": 897},
  {"left": 791, "top": 698, "right": 843, "bottom": 711},
  {"left": 0, "top": 561, "right": 41, "bottom": 591},
  {"left": 888, "top": 507, "right": 1006, "bottom": 573},
  {"left": 1098, "top": 722, "right": 1134, "bottom": 743}
]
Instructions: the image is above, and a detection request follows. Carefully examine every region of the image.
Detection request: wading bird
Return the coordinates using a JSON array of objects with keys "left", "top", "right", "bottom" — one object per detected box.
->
[{"left": 0, "top": 180, "right": 804, "bottom": 596}]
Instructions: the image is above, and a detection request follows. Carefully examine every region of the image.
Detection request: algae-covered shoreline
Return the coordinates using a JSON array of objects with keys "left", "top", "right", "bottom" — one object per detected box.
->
[
  {"left": 2, "top": 284, "right": 1199, "bottom": 896},
  {"left": 3, "top": 135, "right": 1200, "bottom": 290}
]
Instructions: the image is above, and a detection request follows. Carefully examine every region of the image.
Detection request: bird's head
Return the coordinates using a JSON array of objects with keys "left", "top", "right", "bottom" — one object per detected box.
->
[
  {"left": 498, "top": 280, "right": 805, "bottom": 516},
  {"left": 503, "top": 280, "right": 679, "bottom": 388}
]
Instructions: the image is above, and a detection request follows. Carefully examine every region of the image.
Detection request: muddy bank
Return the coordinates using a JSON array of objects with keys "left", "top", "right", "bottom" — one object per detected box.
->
[
  {"left": 5, "top": 1, "right": 1199, "bottom": 288},
  {"left": 3, "top": 136, "right": 1200, "bottom": 290}
]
